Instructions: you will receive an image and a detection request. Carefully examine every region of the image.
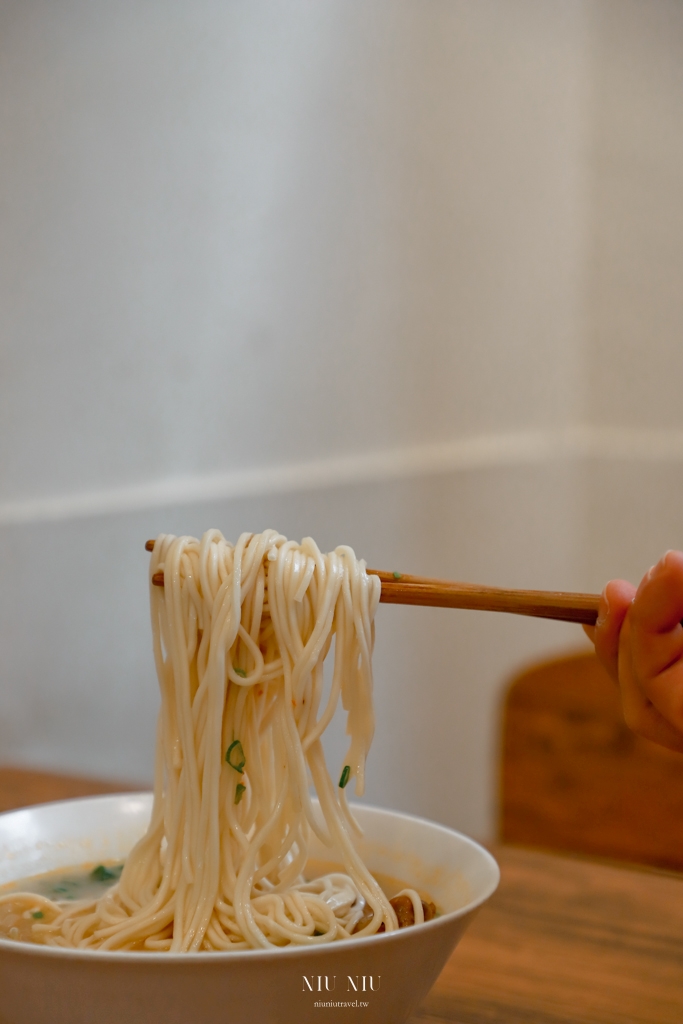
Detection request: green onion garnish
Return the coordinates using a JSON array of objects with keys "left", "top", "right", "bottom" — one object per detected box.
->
[
  {"left": 339, "top": 765, "right": 351, "bottom": 789},
  {"left": 235, "top": 783, "right": 246, "bottom": 805},
  {"left": 91, "top": 864, "right": 121, "bottom": 882},
  {"left": 226, "top": 739, "right": 246, "bottom": 773},
  {"left": 31, "top": 911, "right": 44, "bottom": 919},
  {"left": 392, "top": 571, "right": 402, "bottom": 580},
  {"left": 233, "top": 666, "right": 247, "bottom": 678}
]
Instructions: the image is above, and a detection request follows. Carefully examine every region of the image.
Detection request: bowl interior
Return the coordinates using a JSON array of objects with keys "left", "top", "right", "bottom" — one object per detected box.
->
[
  {"left": 0, "top": 794, "right": 499, "bottom": 933},
  {"left": 0, "top": 793, "right": 153, "bottom": 887}
]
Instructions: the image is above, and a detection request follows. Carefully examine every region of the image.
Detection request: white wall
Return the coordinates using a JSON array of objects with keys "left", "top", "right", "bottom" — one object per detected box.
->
[
  {"left": 3, "top": 0, "right": 678, "bottom": 840},
  {"left": 0, "top": 0, "right": 587, "bottom": 507},
  {"left": 581, "top": 0, "right": 683, "bottom": 588}
]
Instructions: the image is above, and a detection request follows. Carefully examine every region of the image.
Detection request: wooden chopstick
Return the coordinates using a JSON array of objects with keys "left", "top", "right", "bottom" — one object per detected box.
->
[
  {"left": 144, "top": 541, "right": 600, "bottom": 626},
  {"left": 368, "top": 570, "right": 599, "bottom": 625}
]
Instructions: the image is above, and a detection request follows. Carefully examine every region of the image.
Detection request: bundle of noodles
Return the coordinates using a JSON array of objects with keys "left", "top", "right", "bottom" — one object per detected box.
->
[{"left": 8, "top": 530, "right": 427, "bottom": 951}]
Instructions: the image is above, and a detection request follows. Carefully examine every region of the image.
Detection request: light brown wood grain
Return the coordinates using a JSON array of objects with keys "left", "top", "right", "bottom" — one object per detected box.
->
[
  {"left": 369, "top": 570, "right": 600, "bottom": 624},
  {"left": 500, "top": 651, "right": 683, "bottom": 871},
  {"left": 410, "top": 846, "right": 683, "bottom": 1024}
]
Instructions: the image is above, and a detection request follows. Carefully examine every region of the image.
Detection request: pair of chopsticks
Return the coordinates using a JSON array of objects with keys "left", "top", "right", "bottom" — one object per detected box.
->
[{"left": 145, "top": 540, "right": 599, "bottom": 626}]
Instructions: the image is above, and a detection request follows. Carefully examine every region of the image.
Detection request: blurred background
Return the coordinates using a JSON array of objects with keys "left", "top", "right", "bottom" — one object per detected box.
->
[{"left": 1, "top": 0, "right": 682, "bottom": 840}]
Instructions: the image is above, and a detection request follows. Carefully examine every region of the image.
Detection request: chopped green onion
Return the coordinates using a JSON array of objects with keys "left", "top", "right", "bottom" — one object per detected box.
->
[
  {"left": 90, "top": 864, "right": 122, "bottom": 882},
  {"left": 235, "top": 783, "right": 246, "bottom": 805},
  {"left": 233, "top": 666, "right": 247, "bottom": 678},
  {"left": 31, "top": 911, "right": 44, "bottom": 919},
  {"left": 392, "top": 571, "right": 402, "bottom": 580},
  {"left": 226, "top": 739, "right": 246, "bottom": 773},
  {"left": 339, "top": 765, "right": 351, "bottom": 789}
]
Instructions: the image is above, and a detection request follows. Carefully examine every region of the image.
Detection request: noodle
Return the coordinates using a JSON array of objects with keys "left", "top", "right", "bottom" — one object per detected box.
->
[{"left": 1, "top": 530, "right": 425, "bottom": 951}]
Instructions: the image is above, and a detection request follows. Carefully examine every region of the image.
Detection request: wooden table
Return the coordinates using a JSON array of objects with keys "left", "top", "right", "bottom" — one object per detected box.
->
[
  {"left": 2, "top": 767, "right": 682, "bottom": 1024},
  {"left": 411, "top": 845, "right": 683, "bottom": 1024}
]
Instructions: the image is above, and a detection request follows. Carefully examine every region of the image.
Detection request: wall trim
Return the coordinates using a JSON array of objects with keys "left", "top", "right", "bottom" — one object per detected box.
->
[{"left": 1, "top": 425, "right": 683, "bottom": 526}]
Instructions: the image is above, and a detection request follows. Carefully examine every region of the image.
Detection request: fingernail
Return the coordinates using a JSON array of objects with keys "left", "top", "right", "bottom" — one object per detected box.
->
[
  {"left": 636, "top": 565, "right": 656, "bottom": 597},
  {"left": 596, "top": 589, "right": 610, "bottom": 629}
]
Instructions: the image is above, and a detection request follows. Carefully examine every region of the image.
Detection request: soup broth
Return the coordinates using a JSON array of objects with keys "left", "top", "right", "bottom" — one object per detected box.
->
[
  {"left": 1, "top": 862, "right": 124, "bottom": 902},
  {"left": 0, "top": 862, "right": 123, "bottom": 943},
  {"left": 0, "top": 860, "right": 436, "bottom": 945}
]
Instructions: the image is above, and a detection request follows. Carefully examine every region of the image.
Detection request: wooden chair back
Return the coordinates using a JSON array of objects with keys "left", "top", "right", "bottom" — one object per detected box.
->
[{"left": 500, "top": 650, "right": 683, "bottom": 871}]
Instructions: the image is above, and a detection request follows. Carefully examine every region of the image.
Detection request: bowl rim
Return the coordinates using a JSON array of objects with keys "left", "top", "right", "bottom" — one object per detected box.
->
[{"left": 0, "top": 793, "right": 500, "bottom": 964}]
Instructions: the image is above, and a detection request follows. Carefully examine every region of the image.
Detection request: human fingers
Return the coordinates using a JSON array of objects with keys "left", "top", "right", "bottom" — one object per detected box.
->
[
  {"left": 628, "top": 551, "right": 683, "bottom": 731},
  {"left": 587, "top": 578, "right": 636, "bottom": 684},
  {"left": 618, "top": 667, "right": 683, "bottom": 752},
  {"left": 617, "top": 616, "right": 683, "bottom": 751},
  {"left": 629, "top": 550, "right": 683, "bottom": 634}
]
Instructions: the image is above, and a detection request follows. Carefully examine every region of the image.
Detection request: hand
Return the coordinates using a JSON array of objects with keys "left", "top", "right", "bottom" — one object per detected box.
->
[{"left": 583, "top": 550, "right": 683, "bottom": 753}]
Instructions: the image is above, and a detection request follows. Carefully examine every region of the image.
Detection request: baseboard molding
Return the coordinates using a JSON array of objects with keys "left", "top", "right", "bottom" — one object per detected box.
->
[{"left": 1, "top": 424, "right": 681, "bottom": 527}]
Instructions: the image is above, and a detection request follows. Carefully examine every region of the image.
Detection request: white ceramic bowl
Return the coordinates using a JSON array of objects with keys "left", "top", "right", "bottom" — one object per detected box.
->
[{"left": 0, "top": 794, "right": 499, "bottom": 1024}]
